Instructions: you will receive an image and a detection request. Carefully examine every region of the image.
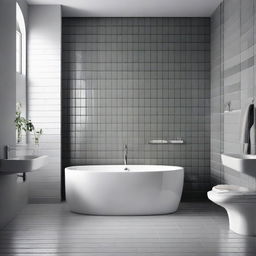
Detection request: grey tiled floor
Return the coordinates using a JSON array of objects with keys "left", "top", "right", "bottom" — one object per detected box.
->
[{"left": 0, "top": 202, "right": 256, "bottom": 256}]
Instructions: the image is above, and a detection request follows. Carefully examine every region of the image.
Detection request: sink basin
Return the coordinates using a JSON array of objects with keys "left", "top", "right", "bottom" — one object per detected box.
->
[
  {"left": 0, "top": 155, "right": 48, "bottom": 174},
  {"left": 221, "top": 153, "right": 256, "bottom": 175}
]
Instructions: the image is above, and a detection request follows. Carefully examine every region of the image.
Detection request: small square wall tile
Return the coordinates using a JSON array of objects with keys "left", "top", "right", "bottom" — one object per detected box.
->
[{"left": 62, "top": 17, "right": 211, "bottom": 199}]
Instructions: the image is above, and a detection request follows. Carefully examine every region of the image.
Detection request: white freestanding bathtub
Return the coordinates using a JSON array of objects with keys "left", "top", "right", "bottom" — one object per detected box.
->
[{"left": 65, "top": 165, "right": 184, "bottom": 215}]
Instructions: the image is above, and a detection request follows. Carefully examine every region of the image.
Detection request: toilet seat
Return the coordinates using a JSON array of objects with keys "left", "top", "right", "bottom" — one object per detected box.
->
[
  {"left": 213, "top": 185, "right": 251, "bottom": 193},
  {"left": 208, "top": 185, "right": 256, "bottom": 203}
]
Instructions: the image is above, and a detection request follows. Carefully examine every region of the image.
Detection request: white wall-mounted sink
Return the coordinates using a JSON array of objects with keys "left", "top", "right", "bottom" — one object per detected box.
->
[
  {"left": 0, "top": 155, "right": 48, "bottom": 174},
  {"left": 221, "top": 153, "right": 256, "bottom": 175}
]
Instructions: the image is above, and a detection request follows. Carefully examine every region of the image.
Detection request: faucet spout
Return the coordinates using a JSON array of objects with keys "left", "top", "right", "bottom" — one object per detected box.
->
[
  {"left": 124, "top": 144, "right": 128, "bottom": 165},
  {"left": 4, "top": 145, "right": 10, "bottom": 159},
  {"left": 4, "top": 145, "right": 17, "bottom": 159}
]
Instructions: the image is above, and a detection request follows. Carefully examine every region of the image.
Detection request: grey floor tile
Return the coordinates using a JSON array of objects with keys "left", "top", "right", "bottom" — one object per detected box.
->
[{"left": 0, "top": 202, "right": 256, "bottom": 255}]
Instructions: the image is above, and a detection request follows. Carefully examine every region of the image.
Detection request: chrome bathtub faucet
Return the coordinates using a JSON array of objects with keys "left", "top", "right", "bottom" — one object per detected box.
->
[{"left": 123, "top": 144, "right": 128, "bottom": 165}]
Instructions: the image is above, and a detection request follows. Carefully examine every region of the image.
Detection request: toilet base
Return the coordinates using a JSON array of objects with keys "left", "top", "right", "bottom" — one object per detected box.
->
[
  {"left": 207, "top": 188, "right": 256, "bottom": 236},
  {"left": 225, "top": 205, "right": 256, "bottom": 236}
]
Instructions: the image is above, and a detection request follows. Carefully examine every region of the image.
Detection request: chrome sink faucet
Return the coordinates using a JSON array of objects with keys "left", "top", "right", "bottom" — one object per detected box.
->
[
  {"left": 124, "top": 144, "right": 128, "bottom": 165},
  {"left": 4, "top": 145, "right": 15, "bottom": 159}
]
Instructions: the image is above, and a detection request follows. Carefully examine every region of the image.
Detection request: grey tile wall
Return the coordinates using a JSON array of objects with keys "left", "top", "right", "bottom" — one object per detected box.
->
[
  {"left": 62, "top": 18, "right": 211, "bottom": 199},
  {"left": 211, "top": 0, "right": 256, "bottom": 189}
]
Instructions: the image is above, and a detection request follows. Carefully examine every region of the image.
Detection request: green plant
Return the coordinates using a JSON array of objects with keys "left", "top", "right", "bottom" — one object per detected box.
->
[
  {"left": 15, "top": 102, "right": 28, "bottom": 143},
  {"left": 15, "top": 102, "right": 42, "bottom": 145}
]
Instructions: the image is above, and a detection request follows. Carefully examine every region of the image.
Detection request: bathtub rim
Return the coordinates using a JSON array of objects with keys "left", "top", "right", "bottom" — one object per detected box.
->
[{"left": 65, "top": 164, "right": 184, "bottom": 173}]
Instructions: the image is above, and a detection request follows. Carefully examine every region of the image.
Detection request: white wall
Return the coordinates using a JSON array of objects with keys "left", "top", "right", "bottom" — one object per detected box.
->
[
  {"left": 0, "top": 0, "right": 28, "bottom": 229},
  {"left": 28, "top": 5, "right": 62, "bottom": 202}
]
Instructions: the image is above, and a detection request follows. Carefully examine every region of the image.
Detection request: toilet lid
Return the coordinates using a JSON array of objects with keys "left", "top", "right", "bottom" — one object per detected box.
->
[{"left": 212, "top": 184, "right": 252, "bottom": 193}]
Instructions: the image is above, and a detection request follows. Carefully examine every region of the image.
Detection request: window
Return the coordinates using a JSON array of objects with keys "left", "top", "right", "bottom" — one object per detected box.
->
[
  {"left": 16, "top": 27, "right": 22, "bottom": 73},
  {"left": 16, "top": 3, "right": 26, "bottom": 75}
]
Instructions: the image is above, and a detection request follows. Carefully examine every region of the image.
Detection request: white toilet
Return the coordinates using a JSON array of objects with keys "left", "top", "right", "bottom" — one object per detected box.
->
[{"left": 207, "top": 184, "right": 256, "bottom": 236}]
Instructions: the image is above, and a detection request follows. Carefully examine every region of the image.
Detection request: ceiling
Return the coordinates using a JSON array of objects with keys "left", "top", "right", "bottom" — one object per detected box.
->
[{"left": 26, "top": 0, "right": 222, "bottom": 17}]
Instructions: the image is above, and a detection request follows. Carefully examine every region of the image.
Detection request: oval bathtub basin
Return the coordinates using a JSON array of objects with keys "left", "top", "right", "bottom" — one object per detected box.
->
[{"left": 65, "top": 165, "right": 184, "bottom": 215}]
